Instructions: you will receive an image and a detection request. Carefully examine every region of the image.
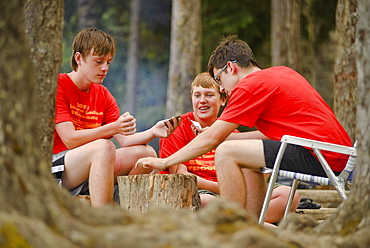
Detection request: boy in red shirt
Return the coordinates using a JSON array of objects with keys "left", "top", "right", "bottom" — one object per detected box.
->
[
  {"left": 160, "top": 72, "right": 300, "bottom": 224},
  {"left": 136, "top": 36, "right": 351, "bottom": 220},
  {"left": 52, "top": 28, "right": 179, "bottom": 207}
]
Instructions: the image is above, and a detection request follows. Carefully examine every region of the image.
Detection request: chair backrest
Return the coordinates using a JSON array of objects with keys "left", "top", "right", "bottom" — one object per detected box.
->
[{"left": 338, "top": 140, "right": 357, "bottom": 187}]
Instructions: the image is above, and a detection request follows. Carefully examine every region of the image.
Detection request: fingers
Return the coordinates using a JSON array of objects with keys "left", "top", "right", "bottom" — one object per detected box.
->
[
  {"left": 164, "top": 116, "right": 181, "bottom": 129},
  {"left": 119, "top": 112, "right": 136, "bottom": 135},
  {"left": 135, "top": 158, "right": 167, "bottom": 171}
]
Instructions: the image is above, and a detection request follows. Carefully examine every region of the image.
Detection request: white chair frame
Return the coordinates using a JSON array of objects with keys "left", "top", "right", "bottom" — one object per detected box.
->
[{"left": 258, "top": 135, "right": 357, "bottom": 225}]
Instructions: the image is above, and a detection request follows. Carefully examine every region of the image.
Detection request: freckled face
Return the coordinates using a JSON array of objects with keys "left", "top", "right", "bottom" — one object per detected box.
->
[{"left": 192, "top": 86, "right": 223, "bottom": 123}]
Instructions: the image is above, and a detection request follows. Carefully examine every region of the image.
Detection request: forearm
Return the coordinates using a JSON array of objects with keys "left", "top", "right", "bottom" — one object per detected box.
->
[
  {"left": 165, "top": 132, "right": 218, "bottom": 167},
  {"left": 114, "top": 128, "right": 156, "bottom": 147},
  {"left": 226, "top": 130, "right": 269, "bottom": 141},
  {"left": 56, "top": 122, "right": 116, "bottom": 149}
]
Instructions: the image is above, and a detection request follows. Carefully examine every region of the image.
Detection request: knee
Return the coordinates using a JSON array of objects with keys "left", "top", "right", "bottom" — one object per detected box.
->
[
  {"left": 135, "top": 145, "right": 157, "bottom": 158},
  {"left": 273, "top": 185, "right": 300, "bottom": 212},
  {"left": 214, "top": 142, "right": 231, "bottom": 164},
  {"left": 93, "top": 139, "right": 116, "bottom": 158}
]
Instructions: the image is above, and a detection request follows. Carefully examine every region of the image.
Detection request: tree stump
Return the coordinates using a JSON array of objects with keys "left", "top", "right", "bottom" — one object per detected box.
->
[{"left": 117, "top": 174, "right": 201, "bottom": 213}]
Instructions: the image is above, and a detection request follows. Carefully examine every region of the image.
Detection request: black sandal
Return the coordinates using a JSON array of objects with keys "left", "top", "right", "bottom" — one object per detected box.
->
[{"left": 297, "top": 198, "right": 321, "bottom": 209}]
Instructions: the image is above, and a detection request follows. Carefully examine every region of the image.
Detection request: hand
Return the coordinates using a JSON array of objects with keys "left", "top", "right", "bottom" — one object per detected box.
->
[
  {"left": 191, "top": 124, "right": 209, "bottom": 136},
  {"left": 115, "top": 112, "right": 136, "bottom": 135},
  {"left": 135, "top": 157, "right": 168, "bottom": 171},
  {"left": 151, "top": 116, "right": 181, "bottom": 138}
]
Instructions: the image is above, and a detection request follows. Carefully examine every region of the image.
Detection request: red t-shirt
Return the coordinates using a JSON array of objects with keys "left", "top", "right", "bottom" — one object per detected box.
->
[
  {"left": 53, "top": 73, "right": 120, "bottom": 154},
  {"left": 219, "top": 66, "right": 352, "bottom": 172},
  {"left": 160, "top": 112, "right": 239, "bottom": 182}
]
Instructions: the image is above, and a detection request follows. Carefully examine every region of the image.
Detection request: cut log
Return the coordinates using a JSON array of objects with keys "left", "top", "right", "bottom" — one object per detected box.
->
[{"left": 117, "top": 174, "right": 201, "bottom": 213}]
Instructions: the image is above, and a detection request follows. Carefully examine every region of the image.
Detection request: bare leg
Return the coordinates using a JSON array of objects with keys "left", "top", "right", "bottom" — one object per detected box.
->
[
  {"left": 200, "top": 194, "right": 217, "bottom": 207},
  {"left": 63, "top": 139, "right": 116, "bottom": 207},
  {"left": 241, "top": 168, "right": 267, "bottom": 219},
  {"left": 264, "top": 185, "right": 300, "bottom": 224},
  {"left": 215, "top": 139, "right": 266, "bottom": 219},
  {"left": 114, "top": 144, "right": 157, "bottom": 178}
]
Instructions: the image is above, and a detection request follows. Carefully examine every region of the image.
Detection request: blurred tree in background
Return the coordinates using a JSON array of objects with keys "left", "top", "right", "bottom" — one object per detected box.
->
[{"left": 61, "top": 0, "right": 340, "bottom": 149}]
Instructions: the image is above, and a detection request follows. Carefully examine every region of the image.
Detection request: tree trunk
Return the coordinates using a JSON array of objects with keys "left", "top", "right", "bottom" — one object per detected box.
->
[
  {"left": 23, "top": 0, "right": 64, "bottom": 160},
  {"left": 301, "top": 0, "right": 337, "bottom": 108},
  {"left": 271, "top": 0, "right": 301, "bottom": 72},
  {"left": 312, "top": 0, "right": 369, "bottom": 238},
  {"left": 118, "top": 174, "right": 201, "bottom": 213},
  {"left": 166, "top": 0, "right": 201, "bottom": 117},
  {"left": 125, "top": 0, "right": 141, "bottom": 115},
  {"left": 333, "top": 0, "right": 358, "bottom": 141},
  {"left": 77, "top": 0, "right": 98, "bottom": 30}
]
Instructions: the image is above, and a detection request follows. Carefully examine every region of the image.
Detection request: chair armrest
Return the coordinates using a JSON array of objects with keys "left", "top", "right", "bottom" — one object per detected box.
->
[{"left": 281, "top": 135, "right": 357, "bottom": 156}]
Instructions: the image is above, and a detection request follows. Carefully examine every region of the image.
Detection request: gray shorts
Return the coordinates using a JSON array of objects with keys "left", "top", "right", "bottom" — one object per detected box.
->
[{"left": 51, "top": 150, "right": 89, "bottom": 197}]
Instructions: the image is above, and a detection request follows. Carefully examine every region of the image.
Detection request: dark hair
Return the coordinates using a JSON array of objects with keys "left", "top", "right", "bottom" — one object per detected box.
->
[
  {"left": 71, "top": 28, "right": 116, "bottom": 71},
  {"left": 207, "top": 35, "right": 258, "bottom": 77}
]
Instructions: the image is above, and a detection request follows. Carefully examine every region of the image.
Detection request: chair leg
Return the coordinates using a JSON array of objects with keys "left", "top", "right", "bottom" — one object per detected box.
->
[
  {"left": 283, "top": 179, "right": 299, "bottom": 219},
  {"left": 258, "top": 142, "right": 288, "bottom": 225}
]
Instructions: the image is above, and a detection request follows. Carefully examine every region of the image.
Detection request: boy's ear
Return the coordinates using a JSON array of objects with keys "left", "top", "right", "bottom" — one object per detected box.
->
[
  {"left": 74, "top": 52, "right": 82, "bottom": 65},
  {"left": 229, "top": 61, "right": 238, "bottom": 75}
]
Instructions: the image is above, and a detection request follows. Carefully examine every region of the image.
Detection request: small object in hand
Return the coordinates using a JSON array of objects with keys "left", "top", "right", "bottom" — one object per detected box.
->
[
  {"left": 190, "top": 120, "right": 202, "bottom": 129},
  {"left": 165, "top": 115, "right": 181, "bottom": 128}
]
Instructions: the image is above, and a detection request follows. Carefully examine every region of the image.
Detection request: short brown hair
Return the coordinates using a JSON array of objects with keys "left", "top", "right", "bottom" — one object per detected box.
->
[
  {"left": 191, "top": 72, "right": 228, "bottom": 101},
  {"left": 207, "top": 35, "right": 258, "bottom": 77},
  {"left": 71, "top": 28, "right": 116, "bottom": 71}
]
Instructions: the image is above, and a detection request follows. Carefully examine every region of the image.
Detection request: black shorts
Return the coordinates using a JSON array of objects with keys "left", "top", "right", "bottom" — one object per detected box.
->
[{"left": 263, "top": 140, "right": 340, "bottom": 177}]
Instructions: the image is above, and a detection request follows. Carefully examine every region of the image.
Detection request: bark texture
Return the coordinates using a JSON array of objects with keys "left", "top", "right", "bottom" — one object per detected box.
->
[
  {"left": 313, "top": 0, "right": 369, "bottom": 238},
  {"left": 77, "top": 0, "right": 98, "bottom": 30},
  {"left": 166, "top": 0, "right": 202, "bottom": 117},
  {"left": 271, "top": 0, "right": 301, "bottom": 72},
  {"left": 118, "top": 174, "right": 201, "bottom": 213},
  {"left": 125, "top": 0, "right": 141, "bottom": 115},
  {"left": 24, "top": 0, "right": 64, "bottom": 160},
  {"left": 333, "top": 0, "right": 358, "bottom": 141}
]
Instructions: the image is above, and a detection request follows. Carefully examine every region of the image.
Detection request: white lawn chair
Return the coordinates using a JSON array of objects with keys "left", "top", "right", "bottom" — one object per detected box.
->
[{"left": 258, "top": 135, "right": 357, "bottom": 225}]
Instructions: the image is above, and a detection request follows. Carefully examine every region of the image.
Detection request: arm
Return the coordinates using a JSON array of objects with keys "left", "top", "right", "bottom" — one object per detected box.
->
[
  {"left": 114, "top": 117, "right": 181, "bottom": 147},
  {"left": 226, "top": 130, "right": 270, "bottom": 140},
  {"left": 169, "top": 164, "right": 220, "bottom": 194},
  {"left": 56, "top": 115, "right": 180, "bottom": 150},
  {"left": 55, "top": 112, "right": 136, "bottom": 149},
  {"left": 136, "top": 120, "right": 238, "bottom": 170}
]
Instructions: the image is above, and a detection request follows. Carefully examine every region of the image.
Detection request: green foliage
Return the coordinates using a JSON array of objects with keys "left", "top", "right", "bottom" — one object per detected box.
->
[
  {"left": 202, "top": 0, "right": 271, "bottom": 69},
  {"left": 61, "top": 0, "right": 337, "bottom": 134}
]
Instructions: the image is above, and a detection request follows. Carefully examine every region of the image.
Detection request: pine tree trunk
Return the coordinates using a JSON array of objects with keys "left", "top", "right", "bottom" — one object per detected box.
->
[
  {"left": 313, "top": 0, "right": 370, "bottom": 237},
  {"left": 118, "top": 174, "right": 201, "bottom": 213},
  {"left": 166, "top": 0, "right": 201, "bottom": 117},
  {"left": 23, "top": 0, "right": 64, "bottom": 160},
  {"left": 333, "top": 0, "right": 358, "bottom": 141},
  {"left": 271, "top": 0, "right": 301, "bottom": 72},
  {"left": 125, "top": 0, "right": 141, "bottom": 115},
  {"left": 77, "top": 0, "right": 98, "bottom": 30}
]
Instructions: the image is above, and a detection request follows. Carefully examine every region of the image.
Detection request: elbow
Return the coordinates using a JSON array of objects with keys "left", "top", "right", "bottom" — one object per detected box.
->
[{"left": 61, "top": 137, "right": 80, "bottom": 150}]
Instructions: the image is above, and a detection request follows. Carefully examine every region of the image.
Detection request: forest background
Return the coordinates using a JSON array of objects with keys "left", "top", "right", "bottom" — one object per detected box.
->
[{"left": 62, "top": 0, "right": 338, "bottom": 152}]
